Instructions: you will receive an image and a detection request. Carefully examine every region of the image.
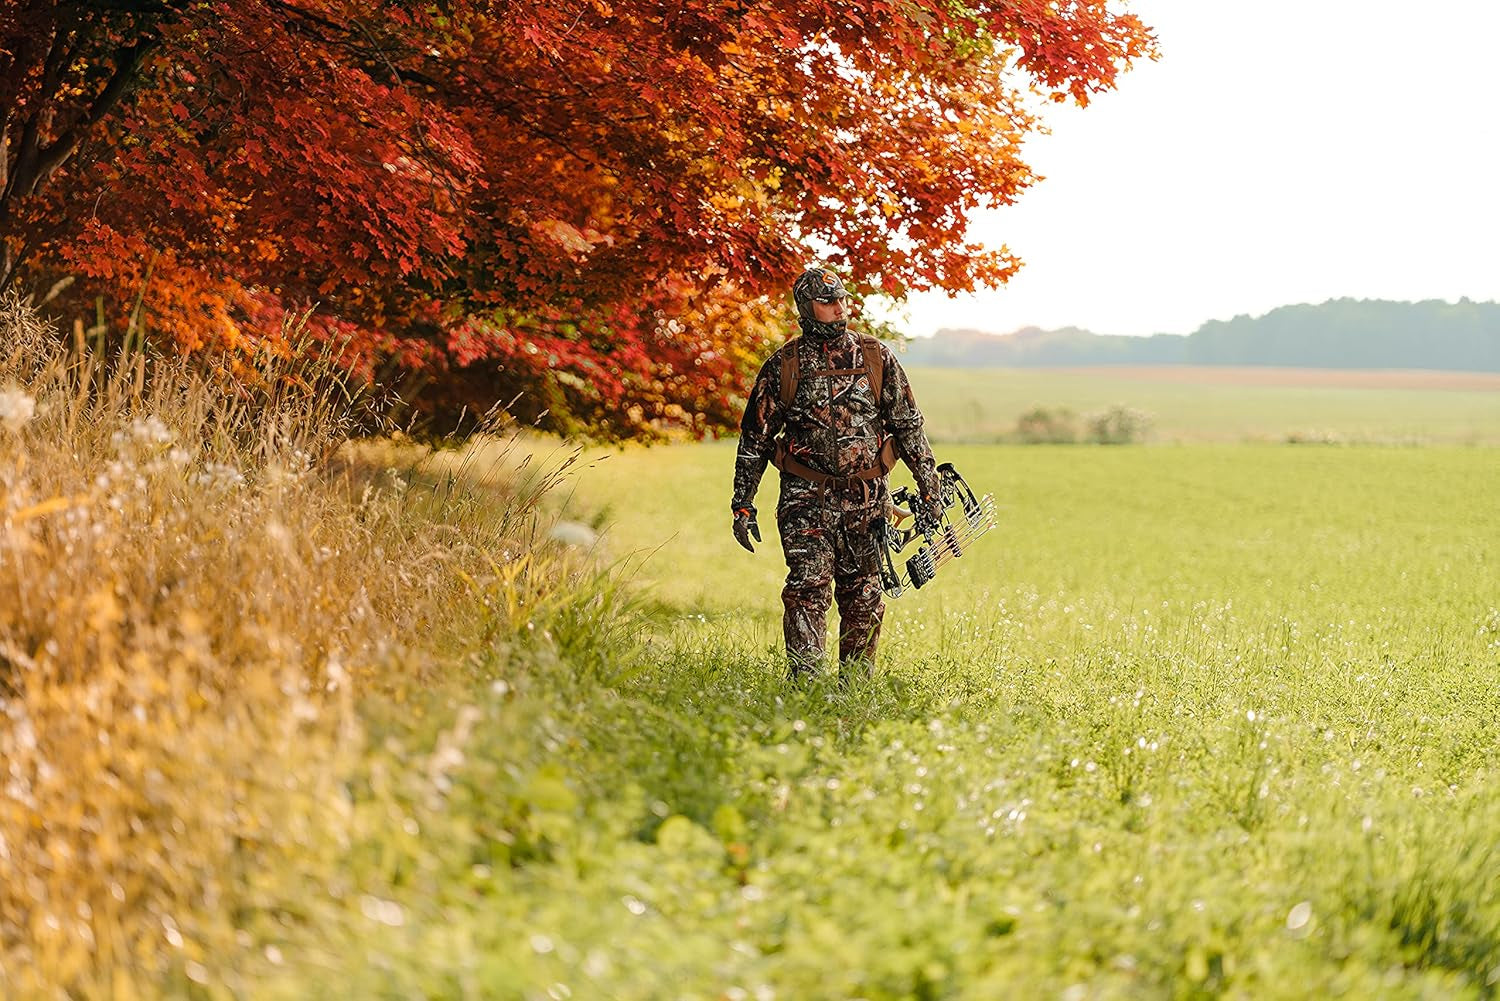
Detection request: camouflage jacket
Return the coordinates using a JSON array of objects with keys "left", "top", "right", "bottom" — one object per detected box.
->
[{"left": 732, "top": 328, "right": 943, "bottom": 517}]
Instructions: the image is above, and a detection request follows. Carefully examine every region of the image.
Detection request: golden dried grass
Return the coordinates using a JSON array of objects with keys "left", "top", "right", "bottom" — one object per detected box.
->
[{"left": 0, "top": 296, "right": 571, "bottom": 997}]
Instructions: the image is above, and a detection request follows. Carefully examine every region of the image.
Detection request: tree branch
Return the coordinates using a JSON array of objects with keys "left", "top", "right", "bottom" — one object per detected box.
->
[
  {"left": 15, "top": 38, "right": 156, "bottom": 198},
  {"left": 2, "top": 17, "right": 70, "bottom": 205}
]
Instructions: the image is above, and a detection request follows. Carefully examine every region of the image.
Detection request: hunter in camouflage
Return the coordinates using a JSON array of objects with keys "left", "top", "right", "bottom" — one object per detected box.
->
[{"left": 732, "top": 267, "right": 944, "bottom": 681}]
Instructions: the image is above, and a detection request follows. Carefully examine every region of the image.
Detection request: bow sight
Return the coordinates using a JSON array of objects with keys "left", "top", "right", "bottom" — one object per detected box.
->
[{"left": 878, "top": 463, "right": 997, "bottom": 598}]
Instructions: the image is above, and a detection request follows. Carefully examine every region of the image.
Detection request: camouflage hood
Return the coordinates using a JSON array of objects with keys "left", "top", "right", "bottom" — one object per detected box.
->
[{"left": 792, "top": 267, "right": 849, "bottom": 341}]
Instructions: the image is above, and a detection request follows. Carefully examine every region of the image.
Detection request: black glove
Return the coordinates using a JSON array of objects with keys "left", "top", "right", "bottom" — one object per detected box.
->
[{"left": 733, "top": 504, "right": 762, "bottom": 553}]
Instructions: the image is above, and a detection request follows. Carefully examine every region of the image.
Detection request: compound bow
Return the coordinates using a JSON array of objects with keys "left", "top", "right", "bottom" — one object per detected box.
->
[{"left": 877, "top": 462, "right": 998, "bottom": 598}]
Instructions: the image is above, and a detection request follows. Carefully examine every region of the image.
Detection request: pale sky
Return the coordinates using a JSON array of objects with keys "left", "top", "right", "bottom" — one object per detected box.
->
[{"left": 873, "top": 0, "right": 1500, "bottom": 338}]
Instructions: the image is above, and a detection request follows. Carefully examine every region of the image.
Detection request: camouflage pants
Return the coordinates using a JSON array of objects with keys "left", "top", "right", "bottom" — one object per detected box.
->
[{"left": 778, "top": 504, "right": 886, "bottom": 679}]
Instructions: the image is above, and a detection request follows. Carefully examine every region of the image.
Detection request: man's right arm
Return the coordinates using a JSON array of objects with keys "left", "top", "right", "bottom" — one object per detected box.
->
[{"left": 731, "top": 354, "right": 785, "bottom": 511}]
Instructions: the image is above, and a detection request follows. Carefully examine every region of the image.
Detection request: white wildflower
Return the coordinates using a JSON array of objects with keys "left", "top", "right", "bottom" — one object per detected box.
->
[
  {"left": 0, "top": 385, "right": 36, "bottom": 434},
  {"left": 193, "top": 462, "right": 246, "bottom": 490},
  {"left": 549, "top": 519, "right": 599, "bottom": 549},
  {"left": 359, "top": 896, "right": 405, "bottom": 928},
  {"left": 111, "top": 416, "right": 167, "bottom": 453},
  {"left": 132, "top": 415, "right": 172, "bottom": 446}
]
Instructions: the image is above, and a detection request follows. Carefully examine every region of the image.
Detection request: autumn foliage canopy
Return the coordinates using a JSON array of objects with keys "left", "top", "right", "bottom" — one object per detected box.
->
[{"left": 0, "top": 0, "right": 1153, "bottom": 438}]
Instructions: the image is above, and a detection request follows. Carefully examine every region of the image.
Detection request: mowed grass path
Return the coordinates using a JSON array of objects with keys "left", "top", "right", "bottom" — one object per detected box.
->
[
  {"left": 904, "top": 366, "right": 1500, "bottom": 443},
  {"left": 501, "top": 443, "right": 1500, "bottom": 997}
]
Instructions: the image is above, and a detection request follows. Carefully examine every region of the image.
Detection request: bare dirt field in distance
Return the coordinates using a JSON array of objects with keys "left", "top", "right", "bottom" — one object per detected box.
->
[
  {"left": 1053, "top": 366, "right": 1500, "bottom": 391},
  {"left": 907, "top": 365, "right": 1500, "bottom": 444}
]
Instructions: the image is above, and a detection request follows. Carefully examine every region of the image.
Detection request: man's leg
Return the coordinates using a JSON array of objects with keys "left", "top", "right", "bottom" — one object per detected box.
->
[
  {"left": 834, "top": 516, "right": 886, "bottom": 677},
  {"left": 834, "top": 571, "right": 885, "bottom": 675},
  {"left": 779, "top": 506, "right": 834, "bottom": 679}
]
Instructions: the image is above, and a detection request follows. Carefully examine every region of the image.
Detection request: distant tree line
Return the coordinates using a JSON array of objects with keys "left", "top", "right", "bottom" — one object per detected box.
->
[{"left": 906, "top": 298, "right": 1500, "bottom": 371}]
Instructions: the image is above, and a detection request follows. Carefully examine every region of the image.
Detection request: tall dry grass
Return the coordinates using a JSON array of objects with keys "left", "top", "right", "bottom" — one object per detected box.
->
[{"left": 0, "top": 296, "right": 585, "bottom": 997}]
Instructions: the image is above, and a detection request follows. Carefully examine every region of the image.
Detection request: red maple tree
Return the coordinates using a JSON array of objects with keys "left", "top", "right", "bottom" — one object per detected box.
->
[{"left": 0, "top": 0, "right": 1154, "bottom": 438}]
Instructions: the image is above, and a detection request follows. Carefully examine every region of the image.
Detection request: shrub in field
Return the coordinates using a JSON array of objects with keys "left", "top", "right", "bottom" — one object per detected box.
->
[
  {"left": 0, "top": 296, "right": 609, "bottom": 997},
  {"left": 1015, "top": 405, "right": 1079, "bottom": 444},
  {"left": 1285, "top": 428, "right": 1345, "bottom": 445},
  {"left": 1084, "top": 403, "right": 1153, "bottom": 444}
]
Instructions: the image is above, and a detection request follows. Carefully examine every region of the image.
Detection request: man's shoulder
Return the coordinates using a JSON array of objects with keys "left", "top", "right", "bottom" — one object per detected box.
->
[
  {"left": 764, "top": 332, "right": 813, "bottom": 368},
  {"left": 753, "top": 336, "right": 798, "bottom": 386},
  {"left": 759, "top": 331, "right": 900, "bottom": 367},
  {"left": 857, "top": 334, "right": 904, "bottom": 367}
]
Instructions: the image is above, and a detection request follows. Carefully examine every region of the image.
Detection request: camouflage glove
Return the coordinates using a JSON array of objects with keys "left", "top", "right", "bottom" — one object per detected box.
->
[
  {"left": 914, "top": 497, "right": 944, "bottom": 539},
  {"left": 732, "top": 504, "right": 762, "bottom": 553}
]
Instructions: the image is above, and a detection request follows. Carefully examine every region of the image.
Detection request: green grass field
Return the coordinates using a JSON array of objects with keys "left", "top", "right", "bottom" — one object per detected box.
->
[
  {"left": 513, "top": 440, "right": 1500, "bottom": 998},
  {"left": 903, "top": 366, "right": 1500, "bottom": 444},
  {"left": 563, "top": 442, "right": 1498, "bottom": 622}
]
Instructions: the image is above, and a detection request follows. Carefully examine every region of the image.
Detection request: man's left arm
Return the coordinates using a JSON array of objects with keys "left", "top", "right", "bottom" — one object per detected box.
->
[{"left": 878, "top": 346, "right": 944, "bottom": 523}]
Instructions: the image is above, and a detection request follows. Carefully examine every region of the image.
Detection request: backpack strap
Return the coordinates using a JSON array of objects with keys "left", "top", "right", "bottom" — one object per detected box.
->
[
  {"left": 797, "top": 337, "right": 886, "bottom": 400},
  {"left": 860, "top": 335, "right": 896, "bottom": 476},
  {"left": 779, "top": 336, "right": 802, "bottom": 410},
  {"left": 780, "top": 335, "right": 883, "bottom": 408},
  {"left": 859, "top": 335, "right": 884, "bottom": 402}
]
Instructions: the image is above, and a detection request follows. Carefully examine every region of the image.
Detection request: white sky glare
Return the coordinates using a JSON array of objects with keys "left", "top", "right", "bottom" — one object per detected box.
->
[{"left": 878, "top": 0, "right": 1500, "bottom": 338}]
